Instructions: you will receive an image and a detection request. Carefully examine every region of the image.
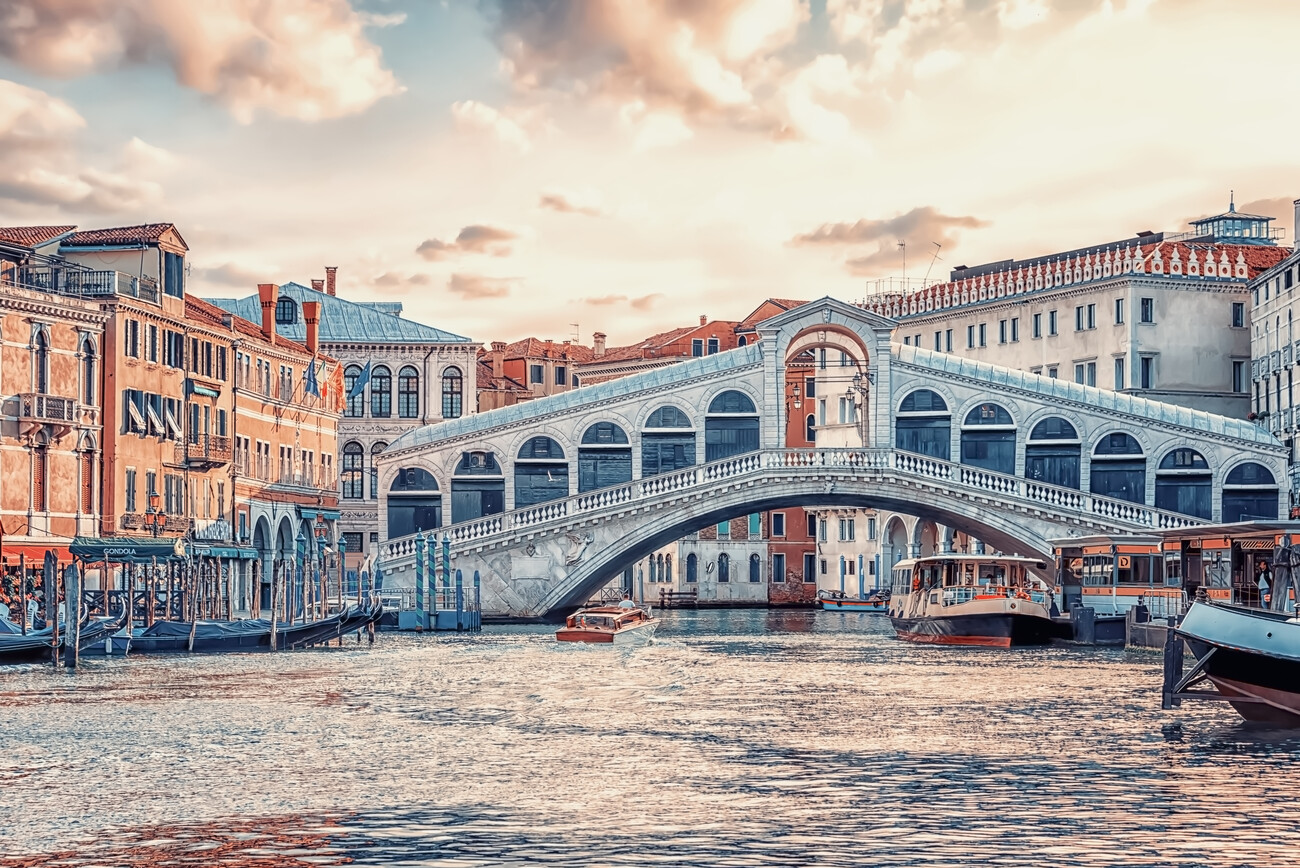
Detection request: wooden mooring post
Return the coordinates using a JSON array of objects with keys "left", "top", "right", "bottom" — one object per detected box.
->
[{"left": 1161, "top": 620, "right": 1185, "bottom": 710}]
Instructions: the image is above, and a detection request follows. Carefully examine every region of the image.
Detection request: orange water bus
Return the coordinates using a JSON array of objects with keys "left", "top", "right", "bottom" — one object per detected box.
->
[{"left": 556, "top": 605, "right": 658, "bottom": 645}]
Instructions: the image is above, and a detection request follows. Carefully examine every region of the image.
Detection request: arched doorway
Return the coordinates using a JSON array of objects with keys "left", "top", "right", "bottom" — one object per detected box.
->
[
  {"left": 705, "top": 390, "right": 759, "bottom": 461},
  {"left": 642, "top": 406, "right": 695, "bottom": 476},
  {"left": 896, "top": 390, "right": 950, "bottom": 460},
  {"left": 1222, "top": 462, "right": 1278, "bottom": 522},
  {"left": 515, "top": 436, "right": 568, "bottom": 508},
  {"left": 451, "top": 451, "right": 504, "bottom": 522},
  {"left": 1155, "top": 448, "right": 1211, "bottom": 519},
  {"left": 882, "top": 516, "right": 910, "bottom": 567},
  {"left": 578, "top": 422, "right": 632, "bottom": 491},
  {"left": 254, "top": 516, "right": 272, "bottom": 612},
  {"left": 1090, "top": 432, "right": 1146, "bottom": 504},
  {"left": 960, "top": 402, "right": 1016, "bottom": 475},
  {"left": 389, "top": 467, "right": 442, "bottom": 536},
  {"left": 1025, "top": 417, "right": 1080, "bottom": 489}
]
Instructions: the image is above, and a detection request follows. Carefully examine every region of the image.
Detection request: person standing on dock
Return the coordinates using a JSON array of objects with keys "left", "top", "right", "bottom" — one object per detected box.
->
[{"left": 618, "top": 593, "right": 636, "bottom": 609}]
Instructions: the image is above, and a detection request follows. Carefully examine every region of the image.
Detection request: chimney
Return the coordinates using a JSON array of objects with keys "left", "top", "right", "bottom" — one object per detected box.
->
[
  {"left": 257, "top": 283, "right": 278, "bottom": 341},
  {"left": 1294, "top": 198, "right": 1300, "bottom": 250},
  {"left": 593, "top": 331, "right": 606, "bottom": 357},
  {"left": 491, "top": 341, "right": 506, "bottom": 378},
  {"left": 325, "top": 266, "right": 338, "bottom": 296},
  {"left": 699, "top": 315, "right": 707, "bottom": 326},
  {"left": 311, "top": 279, "right": 325, "bottom": 293},
  {"left": 303, "top": 300, "right": 320, "bottom": 355}
]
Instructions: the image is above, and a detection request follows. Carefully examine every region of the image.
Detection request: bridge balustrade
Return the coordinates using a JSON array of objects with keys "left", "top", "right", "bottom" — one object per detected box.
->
[{"left": 381, "top": 447, "right": 1209, "bottom": 564}]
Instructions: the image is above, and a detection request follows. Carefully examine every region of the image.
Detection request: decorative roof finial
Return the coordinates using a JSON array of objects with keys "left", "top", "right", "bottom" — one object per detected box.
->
[{"left": 1230, "top": 190, "right": 1235, "bottom": 212}]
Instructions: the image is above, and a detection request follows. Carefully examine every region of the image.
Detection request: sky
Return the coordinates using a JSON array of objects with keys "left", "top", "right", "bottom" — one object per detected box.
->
[{"left": 1, "top": 0, "right": 1298, "bottom": 347}]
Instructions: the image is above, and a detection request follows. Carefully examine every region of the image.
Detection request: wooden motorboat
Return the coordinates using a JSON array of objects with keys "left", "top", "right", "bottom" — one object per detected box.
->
[
  {"left": 556, "top": 605, "right": 657, "bottom": 645},
  {"left": 817, "top": 588, "right": 890, "bottom": 612},
  {"left": 889, "top": 553, "right": 1055, "bottom": 647}
]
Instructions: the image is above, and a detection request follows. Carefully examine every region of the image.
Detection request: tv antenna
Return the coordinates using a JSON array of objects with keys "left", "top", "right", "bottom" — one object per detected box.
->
[
  {"left": 570, "top": 323, "right": 580, "bottom": 343},
  {"left": 922, "top": 242, "right": 943, "bottom": 286},
  {"left": 897, "top": 240, "right": 906, "bottom": 283}
]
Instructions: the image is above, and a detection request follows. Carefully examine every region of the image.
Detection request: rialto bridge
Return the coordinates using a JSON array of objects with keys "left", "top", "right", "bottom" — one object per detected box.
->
[{"left": 374, "top": 298, "right": 1286, "bottom": 619}]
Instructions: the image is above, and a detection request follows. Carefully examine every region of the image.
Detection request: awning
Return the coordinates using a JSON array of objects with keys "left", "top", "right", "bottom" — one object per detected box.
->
[
  {"left": 69, "top": 537, "right": 186, "bottom": 563},
  {"left": 298, "top": 508, "right": 341, "bottom": 521},
  {"left": 1, "top": 544, "right": 72, "bottom": 563},
  {"left": 190, "top": 383, "right": 220, "bottom": 398},
  {"left": 191, "top": 545, "right": 259, "bottom": 559}
]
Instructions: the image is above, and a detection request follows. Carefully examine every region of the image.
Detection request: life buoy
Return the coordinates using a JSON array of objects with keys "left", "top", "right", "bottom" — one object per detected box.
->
[{"left": 912, "top": 577, "right": 921, "bottom": 592}]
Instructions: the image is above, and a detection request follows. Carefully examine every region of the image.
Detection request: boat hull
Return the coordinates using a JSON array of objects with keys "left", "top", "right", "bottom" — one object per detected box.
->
[
  {"left": 819, "top": 599, "right": 889, "bottom": 613},
  {"left": 556, "top": 618, "right": 657, "bottom": 645},
  {"left": 891, "top": 612, "right": 1055, "bottom": 648},
  {"left": 1177, "top": 601, "right": 1300, "bottom": 725}
]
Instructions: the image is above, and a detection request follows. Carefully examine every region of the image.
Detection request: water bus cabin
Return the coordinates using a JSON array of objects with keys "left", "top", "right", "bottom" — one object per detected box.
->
[
  {"left": 889, "top": 553, "right": 1055, "bottom": 647},
  {"left": 555, "top": 606, "right": 657, "bottom": 645}
]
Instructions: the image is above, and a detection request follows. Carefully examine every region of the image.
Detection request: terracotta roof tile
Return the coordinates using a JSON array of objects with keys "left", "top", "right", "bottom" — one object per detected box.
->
[
  {"left": 502, "top": 336, "right": 595, "bottom": 361},
  {"left": 0, "top": 225, "right": 76, "bottom": 247},
  {"left": 63, "top": 223, "right": 188, "bottom": 250}
]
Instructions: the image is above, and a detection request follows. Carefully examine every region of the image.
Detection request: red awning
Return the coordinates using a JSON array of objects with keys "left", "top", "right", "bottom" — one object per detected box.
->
[{"left": 0, "top": 544, "right": 73, "bottom": 563}]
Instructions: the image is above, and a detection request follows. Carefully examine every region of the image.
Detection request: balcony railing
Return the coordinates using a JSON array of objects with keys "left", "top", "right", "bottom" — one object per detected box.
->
[
  {"left": 15, "top": 267, "right": 160, "bottom": 303},
  {"left": 16, "top": 392, "right": 77, "bottom": 424},
  {"left": 120, "top": 513, "right": 143, "bottom": 530},
  {"left": 177, "top": 434, "right": 232, "bottom": 467}
]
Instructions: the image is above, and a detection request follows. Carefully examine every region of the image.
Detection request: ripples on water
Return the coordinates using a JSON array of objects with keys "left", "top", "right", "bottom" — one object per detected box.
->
[{"left": 2, "top": 609, "right": 1299, "bottom": 867}]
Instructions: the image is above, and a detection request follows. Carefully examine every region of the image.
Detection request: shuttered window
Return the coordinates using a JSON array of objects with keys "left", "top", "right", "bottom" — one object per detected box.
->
[
  {"left": 80, "top": 452, "right": 94, "bottom": 514},
  {"left": 32, "top": 445, "right": 47, "bottom": 512}
]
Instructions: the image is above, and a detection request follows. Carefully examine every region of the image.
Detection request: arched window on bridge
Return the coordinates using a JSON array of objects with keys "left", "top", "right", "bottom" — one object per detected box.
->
[
  {"left": 451, "top": 451, "right": 504, "bottom": 522},
  {"left": 1090, "top": 433, "right": 1146, "bottom": 505},
  {"left": 641, "top": 406, "right": 695, "bottom": 476},
  {"left": 579, "top": 422, "right": 632, "bottom": 492},
  {"left": 896, "top": 390, "right": 950, "bottom": 460},
  {"left": 705, "top": 390, "right": 759, "bottom": 462},
  {"left": 718, "top": 553, "right": 730, "bottom": 583},
  {"left": 805, "top": 413, "right": 816, "bottom": 444},
  {"left": 960, "top": 402, "right": 1016, "bottom": 475},
  {"left": 1025, "top": 417, "right": 1080, "bottom": 489},
  {"left": 686, "top": 553, "right": 698, "bottom": 583},
  {"left": 387, "top": 467, "right": 441, "bottom": 537},
  {"left": 1155, "top": 448, "right": 1212, "bottom": 519},
  {"left": 1222, "top": 462, "right": 1278, "bottom": 522},
  {"left": 749, "top": 553, "right": 761, "bottom": 583},
  {"left": 514, "top": 436, "right": 568, "bottom": 509}
]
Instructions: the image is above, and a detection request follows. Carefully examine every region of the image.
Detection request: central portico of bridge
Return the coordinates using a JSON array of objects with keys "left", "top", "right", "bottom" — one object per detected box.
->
[{"left": 373, "top": 298, "right": 1285, "bottom": 619}]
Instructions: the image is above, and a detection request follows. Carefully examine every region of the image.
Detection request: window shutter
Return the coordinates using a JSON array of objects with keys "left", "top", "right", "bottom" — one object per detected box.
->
[{"left": 80, "top": 452, "right": 94, "bottom": 514}]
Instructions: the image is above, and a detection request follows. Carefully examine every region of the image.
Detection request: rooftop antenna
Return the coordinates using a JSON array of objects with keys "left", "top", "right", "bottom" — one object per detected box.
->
[
  {"left": 922, "top": 242, "right": 943, "bottom": 286},
  {"left": 898, "top": 240, "right": 906, "bottom": 288},
  {"left": 1229, "top": 189, "right": 1235, "bottom": 212},
  {"left": 570, "top": 323, "right": 579, "bottom": 343}
]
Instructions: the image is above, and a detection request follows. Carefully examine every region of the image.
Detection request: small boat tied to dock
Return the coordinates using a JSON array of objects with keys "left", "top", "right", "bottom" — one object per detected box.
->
[
  {"left": 556, "top": 605, "right": 657, "bottom": 645},
  {"left": 817, "top": 588, "right": 890, "bottom": 612},
  {"left": 889, "top": 553, "right": 1055, "bottom": 647}
]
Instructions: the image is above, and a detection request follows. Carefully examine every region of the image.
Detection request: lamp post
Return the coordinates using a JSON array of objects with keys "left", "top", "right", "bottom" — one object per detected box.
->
[
  {"left": 314, "top": 516, "right": 328, "bottom": 616},
  {"left": 144, "top": 491, "right": 166, "bottom": 537},
  {"left": 295, "top": 530, "right": 307, "bottom": 624}
]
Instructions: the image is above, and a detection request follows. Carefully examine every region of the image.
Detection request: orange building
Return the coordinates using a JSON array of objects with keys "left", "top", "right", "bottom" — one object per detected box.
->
[
  {"left": 477, "top": 342, "right": 531, "bottom": 411},
  {"left": 0, "top": 227, "right": 108, "bottom": 584},
  {"left": 499, "top": 337, "right": 593, "bottom": 397}
]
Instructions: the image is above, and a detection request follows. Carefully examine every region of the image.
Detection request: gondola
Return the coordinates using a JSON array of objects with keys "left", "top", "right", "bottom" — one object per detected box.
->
[{"left": 0, "top": 606, "right": 128, "bottom": 665}]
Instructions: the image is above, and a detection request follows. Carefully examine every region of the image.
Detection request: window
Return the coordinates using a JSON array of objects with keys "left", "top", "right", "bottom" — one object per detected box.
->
[
  {"left": 945, "top": 329, "right": 952, "bottom": 352},
  {"left": 867, "top": 517, "right": 877, "bottom": 540},
  {"left": 1075, "top": 306, "right": 1084, "bottom": 331},
  {"left": 772, "top": 553, "right": 786, "bottom": 584},
  {"left": 163, "top": 251, "right": 184, "bottom": 298},
  {"left": 1087, "top": 304, "right": 1096, "bottom": 329},
  {"left": 1233, "top": 360, "right": 1247, "bottom": 393},
  {"left": 896, "top": 389, "right": 951, "bottom": 460},
  {"left": 370, "top": 442, "right": 387, "bottom": 498},
  {"left": 125, "top": 468, "right": 137, "bottom": 513},
  {"left": 1087, "top": 362, "right": 1096, "bottom": 386},
  {"left": 806, "top": 513, "right": 816, "bottom": 537},
  {"left": 717, "top": 521, "right": 730, "bottom": 540},
  {"left": 370, "top": 366, "right": 391, "bottom": 417},
  {"left": 147, "top": 324, "right": 158, "bottom": 362},
  {"left": 999, "top": 320, "right": 1007, "bottom": 344},
  {"left": 1114, "top": 357, "right": 1125, "bottom": 390},
  {"left": 803, "top": 553, "right": 816, "bottom": 583},
  {"left": 124, "top": 319, "right": 139, "bottom": 358},
  {"left": 818, "top": 519, "right": 828, "bottom": 542},
  {"left": 555, "top": 365, "right": 567, "bottom": 386},
  {"left": 529, "top": 364, "right": 544, "bottom": 383},
  {"left": 966, "top": 325, "right": 975, "bottom": 349},
  {"left": 275, "top": 297, "right": 297, "bottom": 324},
  {"left": 707, "top": 338, "right": 719, "bottom": 354},
  {"left": 442, "top": 366, "right": 463, "bottom": 418},
  {"left": 1048, "top": 310, "right": 1058, "bottom": 335},
  {"left": 748, "top": 513, "right": 761, "bottom": 538},
  {"left": 342, "top": 442, "right": 364, "bottom": 499},
  {"left": 1140, "top": 356, "right": 1154, "bottom": 389},
  {"left": 1010, "top": 318, "right": 1019, "bottom": 342},
  {"left": 978, "top": 323, "right": 987, "bottom": 347},
  {"left": 1075, "top": 364, "right": 1085, "bottom": 384},
  {"left": 686, "top": 554, "right": 698, "bottom": 583},
  {"left": 1025, "top": 417, "right": 1080, "bottom": 490},
  {"left": 691, "top": 339, "right": 703, "bottom": 357},
  {"left": 1032, "top": 313, "right": 1041, "bottom": 338},
  {"left": 805, "top": 377, "right": 815, "bottom": 398},
  {"left": 344, "top": 365, "right": 364, "bottom": 417},
  {"left": 717, "top": 553, "right": 730, "bottom": 583},
  {"left": 749, "top": 553, "right": 761, "bottom": 583},
  {"left": 772, "top": 512, "right": 786, "bottom": 537},
  {"left": 398, "top": 366, "right": 419, "bottom": 418},
  {"left": 820, "top": 559, "right": 828, "bottom": 575},
  {"left": 1232, "top": 302, "right": 1245, "bottom": 328},
  {"left": 934, "top": 331, "right": 942, "bottom": 351},
  {"left": 1115, "top": 298, "right": 1124, "bottom": 324},
  {"left": 1048, "top": 366, "right": 1058, "bottom": 379},
  {"left": 1140, "top": 297, "right": 1154, "bottom": 323},
  {"left": 839, "top": 518, "right": 855, "bottom": 541},
  {"left": 805, "top": 413, "right": 816, "bottom": 443}
]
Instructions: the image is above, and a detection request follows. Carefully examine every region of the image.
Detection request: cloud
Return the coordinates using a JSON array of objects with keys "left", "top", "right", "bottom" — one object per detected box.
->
[
  {"left": 0, "top": 79, "right": 161, "bottom": 212},
  {"left": 417, "top": 224, "right": 520, "bottom": 260},
  {"left": 448, "top": 273, "right": 516, "bottom": 299},
  {"left": 582, "top": 294, "right": 628, "bottom": 305},
  {"left": 371, "top": 271, "right": 434, "bottom": 294},
  {"left": 791, "top": 206, "right": 989, "bottom": 277},
  {"left": 539, "top": 187, "right": 606, "bottom": 217},
  {"left": 576, "top": 292, "right": 661, "bottom": 309},
  {"left": 358, "top": 11, "right": 408, "bottom": 28},
  {"left": 190, "top": 262, "right": 265, "bottom": 289},
  {"left": 619, "top": 102, "right": 695, "bottom": 152},
  {"left": 451, "top": 100, "right": 532, "bottom": 152},
  {"left": 0, "top": 0, "right": 402, "bottom": 123},
  {"left": 630, "top": 293, "right": 664, "bottom": 311}
]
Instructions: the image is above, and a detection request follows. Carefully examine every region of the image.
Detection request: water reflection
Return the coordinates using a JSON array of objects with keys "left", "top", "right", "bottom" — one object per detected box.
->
[{"left": 2, "top": 609, "right": 1299, "bottom": 867}]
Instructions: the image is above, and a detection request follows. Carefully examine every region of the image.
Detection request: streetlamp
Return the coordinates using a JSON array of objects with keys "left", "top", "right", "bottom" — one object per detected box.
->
[
  {"left": 144, "top": 491, "right": 166, "bottom": 537},
  {"left": 314, "top": 515, "right": 328, "bottom": 616},
  {"left": 294, "top": 529, "right": 307, "bottom": 623}
]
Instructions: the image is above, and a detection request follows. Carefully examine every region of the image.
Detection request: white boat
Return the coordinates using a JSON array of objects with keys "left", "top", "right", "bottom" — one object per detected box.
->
[{"left": 555, "top": 606, "right": 657, "bottom": 645}]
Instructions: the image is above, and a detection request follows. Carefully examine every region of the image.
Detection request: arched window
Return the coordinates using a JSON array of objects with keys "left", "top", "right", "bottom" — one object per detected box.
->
[
  {"left": 665, "top": 554, "right": 673, "bottom": 583},
  {"left": 33, "top": 329, "right": 49, "bottom": 394},
  {"left": 1090, "top": 432, "right": 1145, "bottom": 504},
  {"left": 341, "top": 442, "right": 364, "bottom": 499},
  {"left": 643, "top": 405, "right": 695, "bottom": 476},
  {"left": 398, "top": 366, "right": 420, "bottom": 418},
  {"left": 578, "top": 422, "right": 632, "bottom": 492},
  {"left": 275, "top": 297, "right": 297, "bottom": 324},
  {"left": 1025, "top": 417, "right": 1080, "bottom": 489},
  {"left": 749, "top": 553, "right": 761, "bottom": 583},
  {"left": 370, "top": 365, "right": 392, "bottom": 418},
  {"left": 451, "top": 451, "right": 504, "bottom": 521},
  {"left": 1222, "top": 462, "right": 1278, "bottom": 522},
  {"left": 442, "top": 366, "right": 463, "bottom": 419},
  {"left": 718, "top": 553, "right": 730, "bottom": 583},
  {"left": 81, "top": 337, "right": 96, "bottom": 405},
  {"left": 706, "top": 390, "right": 760, "bottom": 461},
  {"left": 805, "top": 413, "right": 816, "bottom": 443},
  {"left": 370, "top": 441, "right": 388, "bottom": 499},
  {"left": 515, "top": 436, "right": 568, "bottom": 508},
  {"left": 738, "top": 336, "right": 747, "bottom": 347},
  {"left": 686, "top": 553, "right": 698, "bottom": 583},
  {"left": 960, "top": 402, "right": 1015, "bottom": 475},
  {"left": 896, "top": 389, "right": 950, "bottom": 460},
  {"left": 344, "top": 365, "right": 364, "bottom": 417},
  {"left": 1155, "top": 448, "right": 1211, "bottom": 519},
  {"left": 388, "top": 467, "right": 442, "bottom": 537}
]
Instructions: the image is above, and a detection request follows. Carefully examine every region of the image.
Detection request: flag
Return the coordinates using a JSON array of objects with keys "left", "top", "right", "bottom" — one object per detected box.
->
[
  {"left": 346, "top": 361, "right": 372, "bottom": 401},
  {"left": 304, "top": 359, "right": 320, "bottom": 398}
]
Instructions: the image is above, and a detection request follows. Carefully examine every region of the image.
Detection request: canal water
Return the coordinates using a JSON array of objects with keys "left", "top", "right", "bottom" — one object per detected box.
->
[{"left": 2, "top": 609, "right": 1299, "bottom": 867}]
